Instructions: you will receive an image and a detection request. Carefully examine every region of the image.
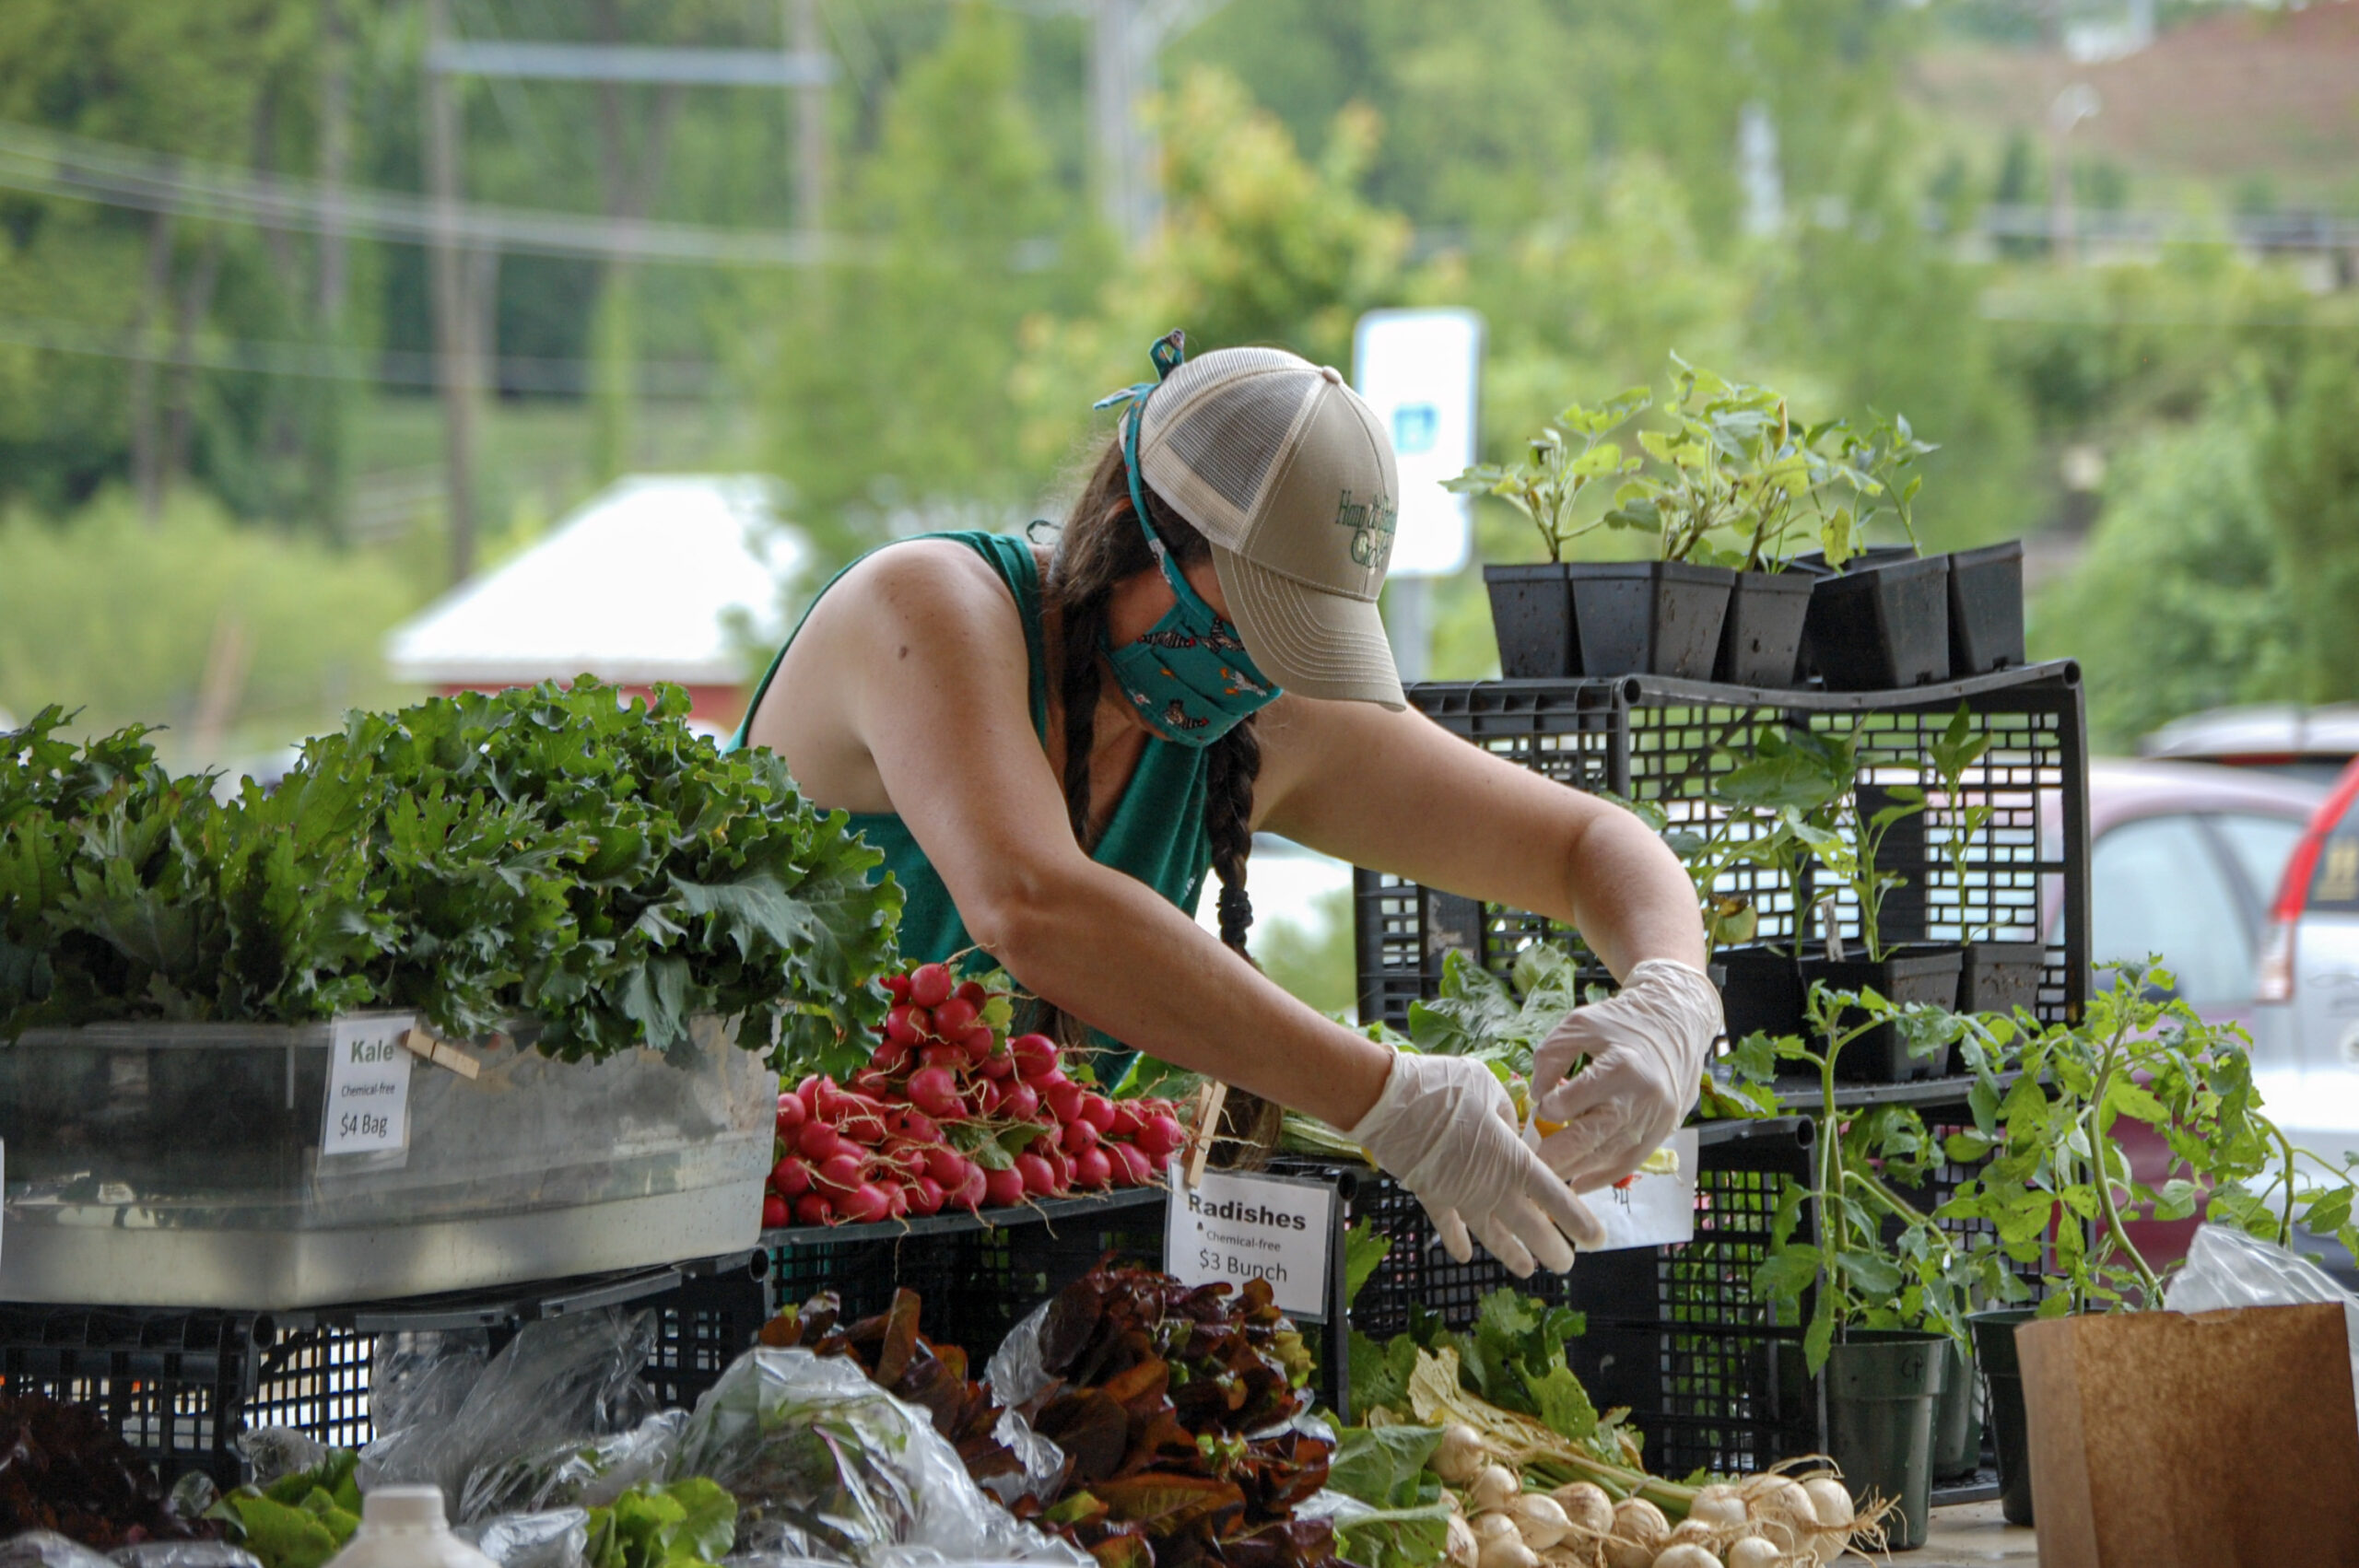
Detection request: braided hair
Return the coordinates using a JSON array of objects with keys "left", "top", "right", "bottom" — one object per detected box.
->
[{"left": 1042, "top": 439, "right": 1282, "bottom": 1161}]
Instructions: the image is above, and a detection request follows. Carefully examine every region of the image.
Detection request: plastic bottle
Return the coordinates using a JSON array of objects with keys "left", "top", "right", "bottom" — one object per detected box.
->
[{"left": 322, "top": 1487, "right": 499, "bottom": 1568}]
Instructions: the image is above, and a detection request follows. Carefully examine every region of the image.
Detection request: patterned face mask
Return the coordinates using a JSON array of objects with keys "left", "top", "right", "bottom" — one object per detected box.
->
[{"left": 1094, "top": 334, "right": 1284, "bottom": 747}]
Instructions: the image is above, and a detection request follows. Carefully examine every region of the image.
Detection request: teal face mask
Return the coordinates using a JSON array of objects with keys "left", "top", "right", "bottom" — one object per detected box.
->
[{"left": 1093, "top": 334, "right": 1283, "bottom": 748}]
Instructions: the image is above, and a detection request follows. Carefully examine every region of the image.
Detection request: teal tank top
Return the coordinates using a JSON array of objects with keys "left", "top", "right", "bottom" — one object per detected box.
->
[{"left": 730, "top": 532, "right": 1212, "bottom": 1080}]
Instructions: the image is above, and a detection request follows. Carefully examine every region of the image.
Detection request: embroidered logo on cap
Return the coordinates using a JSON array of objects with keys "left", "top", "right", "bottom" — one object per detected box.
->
[{"left": 1335, "top": 487, "right": 1398, "bottom": 571}]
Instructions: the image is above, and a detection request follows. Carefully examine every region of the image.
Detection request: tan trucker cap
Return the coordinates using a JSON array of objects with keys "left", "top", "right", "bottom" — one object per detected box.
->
[{"left": 1134, "top": 345, "right": 1406, "bottom": 708}]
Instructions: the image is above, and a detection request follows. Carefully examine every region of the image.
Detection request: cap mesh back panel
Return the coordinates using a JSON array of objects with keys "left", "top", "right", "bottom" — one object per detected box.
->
[{"left": 1156, "top": 369, "right": 1308, "bottom": 519}]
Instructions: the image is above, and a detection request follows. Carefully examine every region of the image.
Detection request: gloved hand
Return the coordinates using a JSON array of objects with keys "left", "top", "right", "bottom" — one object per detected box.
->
[
  {"left": 1532, "top": 958, "right": 1724, "bottom": 1194},
  {"left": 1347, "top": 1048, "right": 1603, "bottom": 1275}
]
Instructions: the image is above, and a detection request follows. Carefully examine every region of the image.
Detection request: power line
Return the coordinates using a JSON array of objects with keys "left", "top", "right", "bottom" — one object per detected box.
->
[{"left": 0, "top": 120, "right": 876, "bottom": 268}]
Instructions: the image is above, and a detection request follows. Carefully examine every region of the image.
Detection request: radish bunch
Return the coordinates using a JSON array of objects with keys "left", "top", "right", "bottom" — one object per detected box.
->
[{"left": 759, "top": 961, "right": 1187, "bottom": 1228}]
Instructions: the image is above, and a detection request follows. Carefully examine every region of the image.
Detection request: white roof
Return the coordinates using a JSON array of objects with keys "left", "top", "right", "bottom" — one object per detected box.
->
[{"left": 386, "top": 475, "right": 803, "bottom": 686}]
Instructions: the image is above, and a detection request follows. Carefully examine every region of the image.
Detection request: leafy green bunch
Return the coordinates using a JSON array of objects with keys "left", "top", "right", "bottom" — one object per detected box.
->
[
  {"left": 1403, "top": 945, "right": 1590, "bottom": 1075},
  {"left": 1351, "top": 1288, "right": 1624, "bottom": 1468},
  {"left": 0, "top": 684, "right": 904, "bottom": 1074},
  {"left": 584, "top": 1479, "right": 737, "bottom": 1568}
]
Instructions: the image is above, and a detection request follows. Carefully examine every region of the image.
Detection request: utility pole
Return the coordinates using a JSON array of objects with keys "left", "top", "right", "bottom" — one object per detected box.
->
[
  {"left": 790, "top": 0, "right": 827, "bottom": 236},
  {"left": 1089, "top": 0, "right": 1227, "bottom": 248},
  {"left": 424, "top": 0, "right": 481, "bottom": 585}
]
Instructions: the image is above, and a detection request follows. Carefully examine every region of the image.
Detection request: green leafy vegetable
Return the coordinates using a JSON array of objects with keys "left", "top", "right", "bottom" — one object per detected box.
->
[{"left": 584, "top": 1480, "right": 738, "bottom": 1568}]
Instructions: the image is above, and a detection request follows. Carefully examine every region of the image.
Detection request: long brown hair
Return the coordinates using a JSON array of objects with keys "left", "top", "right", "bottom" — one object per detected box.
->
[
  {"left": 1044, "top": 439, "right": 1261, "bottom": 955},
  {"left": 1042, "top": 436, "right": 1282, "bottom": 1159}
]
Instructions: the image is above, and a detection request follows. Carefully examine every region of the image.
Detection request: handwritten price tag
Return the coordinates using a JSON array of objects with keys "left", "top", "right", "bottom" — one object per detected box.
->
[{"left": 322, "top": 1014, "right": 416, "bottom": 1156}]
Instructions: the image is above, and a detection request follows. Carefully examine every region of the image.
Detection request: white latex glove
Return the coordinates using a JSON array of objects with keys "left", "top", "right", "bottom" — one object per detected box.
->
[
  {"left": 1347, "top": 1048, "right": 1604, "bottom": 1276},
  {"left": 1532, "top": 958, "right": 1724, "bottom": 1194}
]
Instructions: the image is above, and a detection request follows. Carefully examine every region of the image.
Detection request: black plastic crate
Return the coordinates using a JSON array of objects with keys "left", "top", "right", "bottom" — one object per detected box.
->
[
  {"left": 765, "top": 1188, "right": 1171, "bottom": 1357},
  {"left": 0, "top": 1255, "right": 771, "bottom": 1489},
  {"left": 1357, "top": 664, "right": 2093, "bottom": 1040}
]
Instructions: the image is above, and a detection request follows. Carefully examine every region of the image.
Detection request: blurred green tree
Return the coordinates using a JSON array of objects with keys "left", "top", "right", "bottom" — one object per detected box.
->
[{"left": 2260, "top": 348, "right": 2359, "bottom": 705}]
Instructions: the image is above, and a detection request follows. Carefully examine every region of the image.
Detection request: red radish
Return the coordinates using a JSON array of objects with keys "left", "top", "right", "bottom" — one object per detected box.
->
[
  {"left": 1136, "top": 1112, "right": 1184, "bottom": 1159},
  {"left": 1109, "top": 1102, "right": 1144, "bottom": 1138},
  {"left": 907, "top": 1066, "right": 962, "bottom": 1120},
  {"left": 1010, "top": 1034, "right": 1058, "bottom": 1076},
  {"left": 1046, "top": 1082, "right": 1086, "bottom": 1125},
  {"left": 839, "top": 1183, "right": 893, "bottom": 1223},
  {"left": 1079, "top": 1095, "right": 1117, "bottom": 1133},
  {"left": 775, "top": 1094, "right": 807, "bottom": 1134},
  {"left": 815, "top": 1153, "right": 865, "bottom": 1194},
  {"left": 1144, "top": 1149, "right": 1171, "bottom": 1176},
  {"left": 886, "top": 972, "right": 913, "bottom": 1002},
  {"left": 796, "top": 1073, "right": 825, "bottom": 1101},
  {"left": 1044, "top": 1147, "right": 1074, "bottom": 1192},
  {"left": 762, "top": 1193, "right": 791, "bottom": 1228},
  {"left": 887, "top": 1107, "right": 940, "bottom": 1143},
  {"left": 796, "top": 1121, "right": 846, "bottom": 1163},
  {"left": 849, "top": 1068, "right": 888, "bottom": 1098},
  {"left": 886, "top": 1185, "right": 910, "bottom": 1220},
  {"left": 955, "top": 978, "right": 988, "bottom": 1008},
  {"left": 771, "top": 1155, "right": 813, "bottom": 1197},
  {"left": 959, "top": 1025, "right": 995, "bottom": 1059},
  {"left": 910, "top": 963, "right": 955, "bottom": 1009},
  {"left": 879, "top": 1143, "right": 927, "bottom": 1181},
  {"left": 1001, "top": 1082, "right": 1040, "bottom": 1121},
  {"left": 920, "top": 1042, "right": 967, "bottom": 1071},
  {"left": 930, "top": 997, "right": 979, "bottom": 1036},
  {"left": 1108, "top": 1142, "right": 1152, "bottom": 1186},
  {"left": 909, "top": 1176, "right": 945, "bottom": 1216},
  {"left": 922, "top": 1145, "right": 968, "bottom": 1187},
  {"left": 952, "top": 1165, "right": 990, "bottom": 1211},
  {"left": 869, "top": 1039, "right": 911, "bottom": 1074},
  {"left": 1025, "top": 1066, "right": 1070, "bottom": 1094},
  {"left": 793, "top": 1192, "right": 834, "bottom": 1226},
  {"left": 1062, "top": 1118, "right": 1100, "bottom": 1154},
  {"left": 977, "top": 1047, "right": 1016, "bottom": 1081},
  {"left": 1073, "top": 1148, "right": 1113, "bottom": 1188},
  {"left": 1015, "top": 1152, "right": 1057, "bottom": 1197},
  {"left": 885, "top": 1005, "right": 923, "bottom": 1047},
  {"left": 983, "top": 1164, "right": 1027, "bottom": 1209},
  {"left": 973, "top": 1078, "right": 1007, "bottom": 1116}
]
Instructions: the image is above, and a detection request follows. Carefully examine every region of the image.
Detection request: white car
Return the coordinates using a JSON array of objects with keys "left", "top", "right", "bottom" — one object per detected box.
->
[{"left": 2254, "top": 758, "right": 2359, "bottom": 1182}]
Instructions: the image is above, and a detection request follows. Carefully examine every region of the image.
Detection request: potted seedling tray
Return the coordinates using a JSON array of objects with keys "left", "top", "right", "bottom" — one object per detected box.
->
[
  {"left": 0, "top": 1012, "right": 775, "bottom": 1309},
  {"left": 1711, "top": 944, "right": 1808, "bottom": 1044}
]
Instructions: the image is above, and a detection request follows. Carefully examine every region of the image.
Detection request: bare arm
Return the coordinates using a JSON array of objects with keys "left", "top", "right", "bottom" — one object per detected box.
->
[
  {"left": 1253, "top": 696, "right": 1706, "bottom": 977},
  {"left": 830, "top": 549, "right": 1395, "bottom": 1129}
]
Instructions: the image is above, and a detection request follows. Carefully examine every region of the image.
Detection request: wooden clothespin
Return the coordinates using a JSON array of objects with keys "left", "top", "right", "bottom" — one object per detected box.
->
[
  {"left": 1178, "top": 1079, "right": 1228, "bottom": 1188},
  {"left": 403, "top": 1026, "right": 483, "bottom": 1080}
]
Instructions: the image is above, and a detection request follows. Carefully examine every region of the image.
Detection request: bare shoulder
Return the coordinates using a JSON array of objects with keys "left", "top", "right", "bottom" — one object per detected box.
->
[
  {"left": 809, "top": 537, "right": 1024, "bottom": 645},
  {"left": 1248, "top": 690, "right": 1414, "bottom": 822}
]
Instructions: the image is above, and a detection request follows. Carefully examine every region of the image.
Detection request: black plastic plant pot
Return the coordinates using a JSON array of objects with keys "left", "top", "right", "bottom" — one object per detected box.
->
[
  {"left": 1797, "top": 946, "right": 1964, "bottom": 1082},
  {"left": 1804, "top": 555, "right": 1951, "bottom": 691},
  {"left": 1710, "top": 943, "right": 1807, "bottom": 1044},
  {"left": 1969, "top": 1308, "right": 2038, "bottom": 1527},
  {"left": 1933, "top": 1334, "right": 1983, "bottom": 1481},
  {"left": 1483, "top": 563, "right": 1579, "bottom": 678},
  {"left": 1946, "top": 540, "right": 2026, "bottom": 675},
  {"left": 1714, "top": 569, "right": 1815, "bottom": 687},
  {"left": 1567, "top": 561, "right": 1734, "bottom": 680},
  {"left": 1958, "top": 942, "right": 2045, "bottom": 1018},
  {"left": 1825, "top": 1330, "right": 1949, "bottom": 1551}
]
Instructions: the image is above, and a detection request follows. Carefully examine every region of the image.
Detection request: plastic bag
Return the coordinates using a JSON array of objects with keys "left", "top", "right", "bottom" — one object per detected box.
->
[
  {"left": 2163, "top": 1221, "right": 2359, "bottom": 1424},
  {"left": 237, "top": 1428, "right": 332, "bottom": 1489},
  {"left": 666, "top": 1350, "right": 1085, "bottom": 1568},
  {"left": 108, "top": 1546, "right": 263, "bottom": 1568},
  {"left": 360, "top": 1310, "right": 658, "bottom": 1518},
  {"left": 371, "top": 1332, "right": 492, "bottom": 1438},
  {"left": 0, "top": 1534, "right": 117, "bottom": 1568},
  {"left": 979, "top": 1305, "right": 1051, "bottom": 1414},
  {"left": 477, "top": 1411, "right": 691, "bottom": 1518},
  {"left": 462, "top": 1510, "right": 590, "bottom": 1568}
]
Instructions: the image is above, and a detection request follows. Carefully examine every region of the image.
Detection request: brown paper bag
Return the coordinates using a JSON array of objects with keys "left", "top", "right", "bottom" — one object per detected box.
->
[{"left": 2018, "top": 1302, "right": 2359, "bottom": 1568}]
